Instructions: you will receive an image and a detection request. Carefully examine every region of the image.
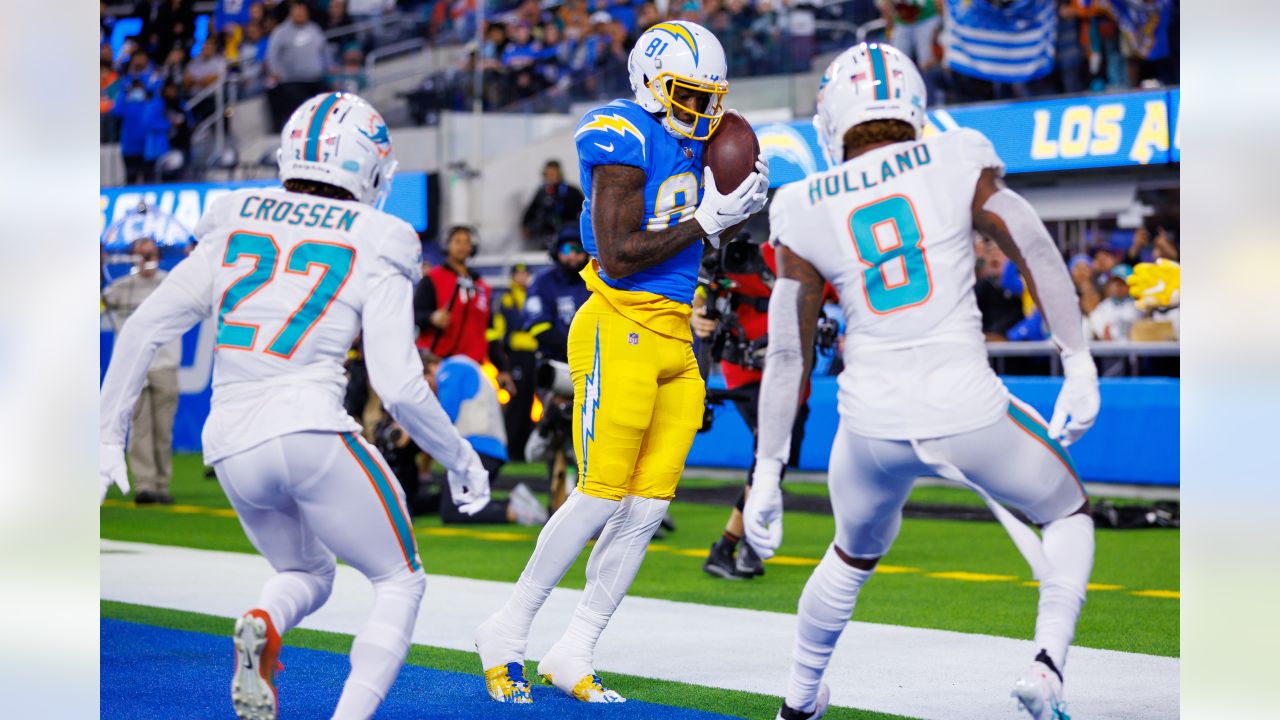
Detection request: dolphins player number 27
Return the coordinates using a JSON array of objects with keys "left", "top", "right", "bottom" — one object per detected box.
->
[{"left": 216, "top": 231, "right": 356, "bottom": 356}]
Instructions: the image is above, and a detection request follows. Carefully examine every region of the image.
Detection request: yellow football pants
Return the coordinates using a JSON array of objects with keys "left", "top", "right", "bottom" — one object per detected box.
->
[{"left": 569, "top": 294, "right": 705, "bottom": 501}]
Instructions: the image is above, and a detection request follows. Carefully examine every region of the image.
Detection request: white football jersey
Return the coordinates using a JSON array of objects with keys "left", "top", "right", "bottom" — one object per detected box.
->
[
  {"left": 189, "top": 187, "right": 421, "bottom": 462},
  {"left": 770, "top": 128, "right": 1009, "bottom": 439}
]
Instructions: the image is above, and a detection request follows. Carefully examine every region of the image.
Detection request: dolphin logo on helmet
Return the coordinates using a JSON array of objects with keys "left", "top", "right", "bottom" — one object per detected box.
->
[
  {"left": 277, "top": 92, "right": 399, "bottom": 208},
  {"left": 628, "top": 20, "right": 729, "bottom": 141}
]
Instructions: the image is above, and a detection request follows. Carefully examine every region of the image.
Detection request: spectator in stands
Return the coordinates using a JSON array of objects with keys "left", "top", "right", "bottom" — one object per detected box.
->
[
  {"left": 1089, "top": 273, "right": 1141, "bottom": 341},
  {"left": 1070, "top": 253, "right": 1102, "bottom": 315},
  {"left": 185, "top": 38, "right": 229, "bottom": 123},
  {"left": 160, "top": 80, "right": 195, "bottom": 177},
  {"left": 324, "top": 0, "right": 353, "bottom": 31},
  {"left": 974, "top": 236, "right": 1028, "bottom": 341},
  {"left": 879, "top": 1, "right": 941, "bottom": 67},
  {"left": 1055, "top": 0, "right": 1087, "bottom": 94},
  {"left": 113, "top": 63, "right": 172, "bottom": 184},
  {"left": 520, "top": 160, "right": 585, "bottom": 250},
  {"left": 502, "top": 22, "right": 545, "bottom": 103},
  {"left": 376, "top": 350, "right": 547, "bottom": 526},
  {"left": 102, "top": 238, "right": 181, "bottom": 505},
  {"left": 101, "top": 60, "right": 123, "bottom": 142},
  {"left": 329, "top": 45, "right": 369, "bottom": 93},
  {"left": 265, "top": 0, "right": 331, "bottom": 131},
  {"left": 414, "top": 226, "right": 513, "bottom": 400},
  {"left": 157, "top": 46, "right": 187, "bottom": 88}
]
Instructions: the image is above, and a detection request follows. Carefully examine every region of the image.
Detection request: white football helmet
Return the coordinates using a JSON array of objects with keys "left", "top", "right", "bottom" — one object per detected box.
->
[
  {"left": 278, "top": 92, "right": 398, "bottom": 208},
  {"left": 628, "top": 21, "right": 728, "bottom": 140},
  {"left": 813, "top": 42, "right": 927, "bottom": 165}
]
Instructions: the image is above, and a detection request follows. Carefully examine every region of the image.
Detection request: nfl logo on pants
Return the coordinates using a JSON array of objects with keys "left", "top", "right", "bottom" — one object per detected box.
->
[{"left": 628, "top": 332, "right": 639, "bottom": 345}]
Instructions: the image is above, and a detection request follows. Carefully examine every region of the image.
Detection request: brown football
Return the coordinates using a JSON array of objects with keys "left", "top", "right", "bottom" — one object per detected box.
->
[
  {"left": 703, "top": 109, "right": 760, "bottom": 191},
  {"left": 703, "top": 110, "right": 760, "bottom": 243}
]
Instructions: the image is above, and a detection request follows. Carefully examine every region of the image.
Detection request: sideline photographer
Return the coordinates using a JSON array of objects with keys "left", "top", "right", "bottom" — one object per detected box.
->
[
  {"left": 521, "top": 229, "right": 591, "bottom": 512},
  {"left": 694, "top": 237, "right": 835, "bottom": 579}
]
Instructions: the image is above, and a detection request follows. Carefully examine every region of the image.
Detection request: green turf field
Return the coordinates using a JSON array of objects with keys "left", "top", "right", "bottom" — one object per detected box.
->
[{"left": 102, "top": 454, "right": 1179, "bottom": 660}]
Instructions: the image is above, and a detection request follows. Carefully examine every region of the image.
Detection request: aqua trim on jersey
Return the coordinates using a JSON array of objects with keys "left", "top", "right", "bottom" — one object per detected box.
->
[
  {"left": 340, "top": 432, "right": 420, "bottom": 572},
  {"left": 305, "top": 93, "right": 341, "bottom": 162},
  {"left": 575, "top": 99, "right": 705, "bottom": 304}
]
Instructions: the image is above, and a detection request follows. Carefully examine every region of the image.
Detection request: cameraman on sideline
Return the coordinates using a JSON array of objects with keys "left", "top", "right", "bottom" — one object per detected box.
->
[
  {"left": 376, "top": 350, "right": 546, "bottom": 526},
  {"left": 693, "top": 240, "right": 816, "bottom": 580},
  {"left": 522, "top": 228, "right": 591, "bottom": 512}
]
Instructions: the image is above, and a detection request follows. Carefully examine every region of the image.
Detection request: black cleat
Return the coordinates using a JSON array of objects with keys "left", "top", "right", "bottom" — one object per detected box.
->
[
  {"left": 702, "top": 538, "right": 746, "bottom": 580},
  {"left": 134, "top": 490, "right": 158, "bottom": 505},
  {"left": 735, "top": 541, "right": 766, "bottom": 578}
]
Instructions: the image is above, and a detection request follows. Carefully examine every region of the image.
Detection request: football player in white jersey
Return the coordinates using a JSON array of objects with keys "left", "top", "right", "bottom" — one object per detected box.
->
[
  {"left": 99, "top": 92, "right": 492, "bottom": 720},
  {"left": 742, "top": 44, "right": 1100, "bottom": 720}
]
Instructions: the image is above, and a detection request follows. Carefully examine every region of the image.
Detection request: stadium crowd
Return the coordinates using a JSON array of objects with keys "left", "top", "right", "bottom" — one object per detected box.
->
[{"left": 103, "top": 1, "right": 1181, "bottom": 164}]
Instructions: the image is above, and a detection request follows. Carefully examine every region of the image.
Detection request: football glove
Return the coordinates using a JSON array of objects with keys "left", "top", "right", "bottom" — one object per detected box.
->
[
  {"left": 694, "top": 159, "right": 769, "bottom": 238},
  {"left": 1048, "top": 350, "right": 1100, "bottom": 447},
  {"left": 743, "top": 459, "right": 784, "bottom": 560},
  {"left": 100, "top": 443, "right": 129, "bottom": 504},
  {"left": 447, "top": 449, "right": 492, "bottom": 515},
  {"left": 1126, "top": 259, "right": 1180, "bottom": 311}
]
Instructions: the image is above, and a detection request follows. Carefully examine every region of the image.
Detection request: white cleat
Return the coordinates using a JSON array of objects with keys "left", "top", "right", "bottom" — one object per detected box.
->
[
  {"left": 537, "top": 644, "right": 625, "bottom": 703},
  {"left": 231, "top": 610, "right": 281, "bottom": 720},
  {"left": 776, "top": 683, "right": 830, "bottom": 720},
  {"left": 1013, "top": 661, "right": 1070, "bottom": 720}
]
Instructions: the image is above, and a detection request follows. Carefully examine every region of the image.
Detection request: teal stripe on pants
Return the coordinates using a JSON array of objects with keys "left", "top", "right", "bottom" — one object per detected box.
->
[
  {"left": 341, "top": 432, "right": 420, "bottom": 571},
  {"left": 1006, "top": 402, "right": 1085, "bottom": 494}
]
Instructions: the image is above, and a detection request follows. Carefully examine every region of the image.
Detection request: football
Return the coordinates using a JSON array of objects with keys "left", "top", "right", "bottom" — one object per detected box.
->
[
  {"left": 703, "top": 109, "right": 760, "bottom": 191},
  {"left": 703, "top": 110, "right": 760, "bottom": 243}
]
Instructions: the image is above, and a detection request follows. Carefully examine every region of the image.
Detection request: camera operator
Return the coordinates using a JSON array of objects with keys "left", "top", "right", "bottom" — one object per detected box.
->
[
  {"left": 375, "top": 350, "right": 547, "bottom": 526},
  {"left": 694, "top": 239, "right": 824, "bottom": 580},
  {"left": 522, "top": 227, "right": 591, "bottom": 512}
]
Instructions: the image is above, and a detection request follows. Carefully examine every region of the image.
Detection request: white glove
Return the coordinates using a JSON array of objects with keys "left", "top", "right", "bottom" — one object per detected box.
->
[
  {"left": 694, "top": 159, "right": 770, "bottom": 238},
  {"left": 743, "top": 458, "right": 784, "bottom": 560},
  {"left": 100, "top": 443, "right": 129, "bottom": 504},
  {"left": 1048, "top": 350, "right": 1100, "bottom": 447},
  {"left": 447, "top": 449, "right": 492, "bottom": 515}
]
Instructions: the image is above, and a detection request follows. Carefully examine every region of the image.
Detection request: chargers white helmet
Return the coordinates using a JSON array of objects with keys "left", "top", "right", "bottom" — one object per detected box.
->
[
  {"left": 278, "top": 92, "right": 398, "bottom": 208},
  {"left": 628, "top": 21, "right": 728, "bottom": 140},
  {"left": 813, "top": 42, "right": 927, "bottom": 165}
]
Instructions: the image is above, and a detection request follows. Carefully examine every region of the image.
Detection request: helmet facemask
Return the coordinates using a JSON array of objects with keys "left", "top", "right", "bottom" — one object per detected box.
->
[{"left": 650, "top": 73, "right": 727, "bottom": 141}]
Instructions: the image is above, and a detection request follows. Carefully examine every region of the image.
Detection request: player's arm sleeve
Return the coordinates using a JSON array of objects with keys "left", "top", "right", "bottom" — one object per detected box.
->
[
  {"left": 100, "top": 251, "right": 213, "bottom": 447},
  {"left": 755, "top": 278, "right": 806, "bottom": 474},
  {"left": 979, "top": 186, "right": 1087, "bottom": 355},
  {"left": 362, "top": 251, "right": 474, "bottom": 474}
]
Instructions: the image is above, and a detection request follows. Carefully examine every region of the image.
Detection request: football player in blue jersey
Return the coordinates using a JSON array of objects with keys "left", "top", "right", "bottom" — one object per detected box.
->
[{"left": 475, "top": 20, "right": 769, "bottom": 704}]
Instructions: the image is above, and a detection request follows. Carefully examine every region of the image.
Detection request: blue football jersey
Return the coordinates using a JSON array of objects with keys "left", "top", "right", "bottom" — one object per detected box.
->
[{"left": 575, "top": 99, "right": 705, "bottom": 305}]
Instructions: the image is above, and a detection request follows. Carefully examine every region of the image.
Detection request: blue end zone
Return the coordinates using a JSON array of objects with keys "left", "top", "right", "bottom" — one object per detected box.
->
[{"left": 101, "top": 619, "right": 743, "bottom": 719}]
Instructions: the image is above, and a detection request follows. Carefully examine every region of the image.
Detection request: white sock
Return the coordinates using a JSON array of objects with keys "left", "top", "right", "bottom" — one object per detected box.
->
[
  {"left": 495, "top": 492, "right": 619, "bottom": 654},
  {"left": 257, "top": 566, "right": 335, "bottom": 634},
  {"left": 551, "top": 496, "right": 669, "bottom": 668},
  {"left": 1035, "top": 512, "right": 1094, "bottom": 672},
  {"left": 333, "top": 570, "right": 426, "bottom": 720},
  {"left": 785, "top": 545, "right": 872, "bottom": 712}
]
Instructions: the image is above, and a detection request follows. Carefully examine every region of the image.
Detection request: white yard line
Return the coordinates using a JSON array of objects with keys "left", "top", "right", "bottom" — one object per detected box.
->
[{"left": 102, "top": 540, "right": 1178, "bottom": 719}]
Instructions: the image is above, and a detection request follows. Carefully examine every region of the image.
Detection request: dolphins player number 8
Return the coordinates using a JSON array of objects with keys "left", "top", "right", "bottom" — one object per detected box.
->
[{"left": 848, "top": 194, "right": 933, "bottom": 314}]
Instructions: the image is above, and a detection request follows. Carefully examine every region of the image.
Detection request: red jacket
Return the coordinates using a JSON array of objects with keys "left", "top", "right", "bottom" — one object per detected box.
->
[
  {"left": 721, "top": 244, "right": 837, "bottom": 393},
  {"left": 415, "top": 265, "right": 493, "bottom": 364}
]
